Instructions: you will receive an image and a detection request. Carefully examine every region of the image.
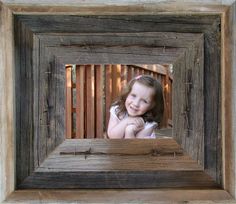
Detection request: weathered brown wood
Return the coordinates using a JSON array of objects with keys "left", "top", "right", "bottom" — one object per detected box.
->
[
  {"left": 50, "top": 46, "right": 183, "bottom": 65},
  {"left": 19, "top": 170, "right": 219, "bottom": 189},
  {"left": 14, "top": 15, "right": 221, "bottom": 34},
  {"left": 37, "top": 32, "right": 207, "bottom": 49},
  {"left": 222, "top": 3, "right": 235, "bottom": 196},
  {"left": 164, "top": 66, "right": 172, "bottom": 127},
  {"left": 120, "top": 65, "right": 127, "bottom": 91},
  {"left": 95, "top": 65, "right": 104, "bottom": 138},
  {"left": 127, "top": 65, "right": 133, "bottom": 81},
  {"left": 75, "top": 65, "right": 85, "bottom": 139},
  {"left": 85, "top": 65, "right": 95, "bottom": 138},
  {"left": 28, "top": 17, "right": 219, "bottom": 182},
  {"left": 111, "top": 64, "right": 121, "bottom": 101},
  {"left": 65, "top": 65, "right": 72, "bottom": 138},
  {"left": 172, "top": 34, "right": 204, "bottom": 167},
  {"left": 58, "top": 138, "right": 183, "bottom": 156},
  {"left": 17, "top": 138, "right": 221, "bottom": 189},
  {"left": 5, "top": 189, "right": 233, "bottom": 203},
  {"left": 203, "top": 17, "right": 222, "bottom": 183},
  {"left": 0, "top": 3, "right": 15, "bottom": 201},
  {"left": 138, "top": 64, "right": 168, "bottom": 75},
  {"left": 1, "top": 2, "right": 236, "bottom": 203},
  {"left": 105, "top": 65, "right": 112, "bottom": 129},
  {"left": 14, "top": 13, "right": 222, "bottom": 190}
]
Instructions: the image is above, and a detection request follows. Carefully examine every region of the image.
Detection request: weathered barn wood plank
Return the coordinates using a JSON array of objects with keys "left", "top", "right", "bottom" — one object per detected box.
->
[
  {"left": 0, "top": 3, "right": 15, "bottom": 202},
  {"left": 203, "top": 16, "right": 222, "bottom": 183},
  {"left": 54, "top": 59, "right": 65, "bottom": 146},
  {"left": 173, "top": 34, "right": 204, "bottom": 166},
  {"left": 15, "top": 15, "right": 219, "bottom": 33},
  {"left": 38, "top": 32, "right": 202, "bottom": 47},
  {"left": 19, "top": 170, "right": 218, "bottom": 189},
  {"left": 223, "top": 3, "right": 236, "bottom": 196},
  {"left": 53, "top": 46, "right": 184, "bottom": 65},
  {"left": 18, "top": 138, "right": 220, "bottom": 189},
  {"left": 5, "top": 189, "right": 233, "bottom": 203},
  {"left": 38, "top": 42, "right": 65, "bottom": 163},
  {"left": 14, "top": 16, "right": 35, "bottom": 185},
  {"left": 15, "top": 27, "right": 66, "bottom": 186}
]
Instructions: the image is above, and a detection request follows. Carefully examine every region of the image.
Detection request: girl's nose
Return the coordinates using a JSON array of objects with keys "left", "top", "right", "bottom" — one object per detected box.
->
[{"left": 132, "top": 99, "right": 140, "bottom": 107}]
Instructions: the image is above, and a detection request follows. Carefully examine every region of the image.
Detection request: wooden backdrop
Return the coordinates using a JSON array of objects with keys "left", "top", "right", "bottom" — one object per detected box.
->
[{"left": 65, "top": 64, "right": 173, "bottom": 139}]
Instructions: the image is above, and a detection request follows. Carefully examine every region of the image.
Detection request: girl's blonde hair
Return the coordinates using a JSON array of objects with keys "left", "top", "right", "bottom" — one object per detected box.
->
[{"left": 113, "top": 75, "right": 164, "bottom": 124}]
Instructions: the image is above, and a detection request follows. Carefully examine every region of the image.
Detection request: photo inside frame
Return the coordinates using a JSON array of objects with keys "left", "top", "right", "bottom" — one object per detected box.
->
[{"left": 65, "top": 64, "right": 173, "bottom": 139}]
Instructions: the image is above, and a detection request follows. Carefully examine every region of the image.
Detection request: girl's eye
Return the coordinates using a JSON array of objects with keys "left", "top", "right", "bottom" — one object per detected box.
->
[{"left": 130, "top": 94, "right": 136, "bottom": 97}]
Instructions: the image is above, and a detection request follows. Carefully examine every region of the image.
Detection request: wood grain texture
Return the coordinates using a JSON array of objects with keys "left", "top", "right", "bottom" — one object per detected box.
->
[
  {"left": 0, "top": 3, "right": 15, "bottom": 202},
  {"left": 14, "top": 14, "right": 221, "bottom": 187},
  {"left": 18, "top": 138, "right": 221, "bottom": 189},
  {"left": 65, "top": 65, "right": 72, "bottom": 138},
  {"left": 1, "top": 0, "right": 233, "bottom": 6},
  {"left": 85, "top": 65, "right": 95, "bottom": 138},
  {"left": 5, "top": 189, "right": 233, "bottom": 204},
  {"left": 105, "top": 65, "right": 112, "bottom": 129},
  {"left": 54, "top": 60, "right": 65, "bottom": 146},
  {"left": 76, "top": 65, "right": 85, "bottom": 138},
  {"left": 222, "top": 2, "right": 235, "bottom": 197},
  {"left": 172, "top": 34, "right": 204, "bottom": 167},
  {"left": 14, "top": 15, "right": 221, "bottom": 33},
  {"left": 14, "top": 14, "right": 35, "bottom": 186},
  {"left": 95, "top": 65, "right": 104, "bottom": 138},
  {"left": 1, "top": 1, "right": 236, "bottom": 203},
  {"left": 31, "top": 17, "right": 220, "bottom": 177},
  {"left": 34, "top": 31, "right": 201, "bottom": 141}
]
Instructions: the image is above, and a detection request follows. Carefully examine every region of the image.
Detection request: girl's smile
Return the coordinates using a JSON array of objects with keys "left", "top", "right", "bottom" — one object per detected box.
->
[{"left": 125, "top": 82, "right": 155, "bottom": 117}]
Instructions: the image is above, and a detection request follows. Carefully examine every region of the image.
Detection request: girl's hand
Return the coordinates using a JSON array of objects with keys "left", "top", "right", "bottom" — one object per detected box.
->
[
  {"left": 124, "top": 117, "right": 145, "bottom": 138},
  {"left": 127, "top": 117, "right": 145, "bottom": 130}
]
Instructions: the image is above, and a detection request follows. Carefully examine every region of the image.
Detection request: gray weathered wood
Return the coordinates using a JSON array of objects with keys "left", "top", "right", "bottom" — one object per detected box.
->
[
  {"left": 173, "top": 34, "right": 204, "bottom": 166},
  {"left": 5, "top": 189, "right": 233, "bottom": 204},
  {"left": 14, "top": 16, "right": 35, "bottom": 185},
  {"left": 0, "top": 3, "right": 15, "bottom": 202},
  {"left": 1, "top": 1, "right": 236, "bottom": 202},
  {"left": 15, "top": 15, "right": 220, "bottom": 33},
  {"left": 14, "top": 14, "right": 222, "bottom": 188},
  {"left": 18, "top": 138, "right": 219, "bottom": 189}
]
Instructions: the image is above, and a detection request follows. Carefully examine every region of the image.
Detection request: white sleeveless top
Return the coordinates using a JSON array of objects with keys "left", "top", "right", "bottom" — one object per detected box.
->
[{"left": 110, "top": 105, "right": 157, "bottom": 138}]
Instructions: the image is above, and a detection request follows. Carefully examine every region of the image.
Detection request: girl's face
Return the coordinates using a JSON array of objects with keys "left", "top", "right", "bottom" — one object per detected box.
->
[{"left": 125, "top": 82, "right": 155, "bottom": 117}]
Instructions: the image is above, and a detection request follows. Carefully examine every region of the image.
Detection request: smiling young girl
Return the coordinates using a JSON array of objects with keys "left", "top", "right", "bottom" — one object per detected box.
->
[{"left": 107, "top": 75, "right": 164, "bottom": 139}]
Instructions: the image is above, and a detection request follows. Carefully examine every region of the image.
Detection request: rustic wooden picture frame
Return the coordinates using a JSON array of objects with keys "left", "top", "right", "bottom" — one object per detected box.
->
[
  {"left": 14, "top": 14, "right": 219, "bottom": 189},
  {"left": 0, "top": 1, "right": 232, "bottom": 202}
]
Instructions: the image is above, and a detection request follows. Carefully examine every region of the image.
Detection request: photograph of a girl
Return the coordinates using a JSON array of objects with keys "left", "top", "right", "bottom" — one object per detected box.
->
[{"left": 107, "top": 75, "right": 164, "bottom": 139}]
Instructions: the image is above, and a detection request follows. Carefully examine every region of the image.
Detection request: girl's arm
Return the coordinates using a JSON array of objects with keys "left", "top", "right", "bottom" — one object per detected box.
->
[
  {"left": 107, "top": 115, "right": 144, "bottom": 139},
  {"left": 135, "top": 124, "right": 157, "bottom": 139},
  {"left": 107, "top": 114, "right": 129, "bottom": 139},
  {"left": 124, "top": 124, "right": 140, "bottom": 139}
]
